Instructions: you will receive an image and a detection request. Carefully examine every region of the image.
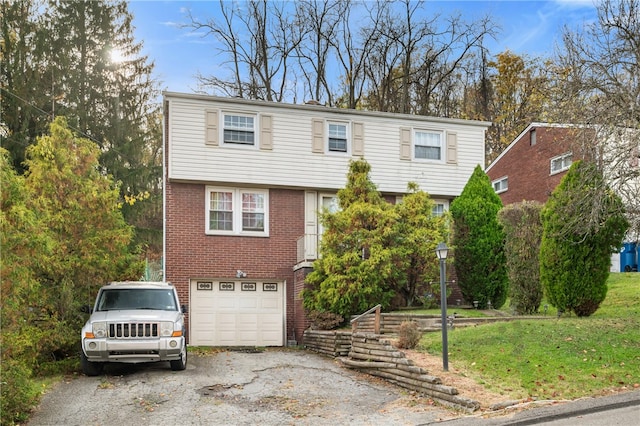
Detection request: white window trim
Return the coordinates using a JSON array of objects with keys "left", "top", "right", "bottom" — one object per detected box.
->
[
  {"left": 318, "top": 193, "right": 339, "bottom": 239},
  {"left": 431, "top": 199, "right": 449, "bottom": 216},
  {"left": 221, "top": 111, "right": 258, "bottom": 149},
  {"left": 326, "top": 121, "right": 351, "bottom": 155},
  {"left": 413, "top": 129, "right": 444, "bottom": 162},
  {"left": 492, "top": 176, "right": 509, "bottom": 194},
  {"left": 205, "top": 186, "right": 269, "bottom": 237},
  {"left": 550, "top": 152, "right": 572, "bottom": 175}
]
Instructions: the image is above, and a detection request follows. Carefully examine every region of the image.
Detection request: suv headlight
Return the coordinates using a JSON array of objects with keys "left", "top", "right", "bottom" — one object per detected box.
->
[
  {"left": 92, "top": 322, "right": 107, "bottom": 338},
  {"left": 160, "top": 321, "right": 175, "bottom": 337}
]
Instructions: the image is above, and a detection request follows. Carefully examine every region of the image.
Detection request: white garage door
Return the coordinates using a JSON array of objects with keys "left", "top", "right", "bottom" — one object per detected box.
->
[{"left": 189, "top": 280, "right": 284, "bottom": 346}]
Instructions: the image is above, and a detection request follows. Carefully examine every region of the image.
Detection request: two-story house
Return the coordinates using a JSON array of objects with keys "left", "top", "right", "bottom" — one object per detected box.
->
[{"left": 163, "top": 92, "right": 490, "bottom": 346}]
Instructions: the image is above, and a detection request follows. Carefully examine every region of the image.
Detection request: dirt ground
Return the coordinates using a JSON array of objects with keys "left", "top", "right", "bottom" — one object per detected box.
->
[{"left": 401, "top": 349, "right": 520, "bottom": 409}]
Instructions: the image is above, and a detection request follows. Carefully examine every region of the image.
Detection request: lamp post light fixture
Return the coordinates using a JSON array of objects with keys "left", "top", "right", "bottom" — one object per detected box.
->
[{"left": 435, "top": 242, "right": 449, "bottom": 371}]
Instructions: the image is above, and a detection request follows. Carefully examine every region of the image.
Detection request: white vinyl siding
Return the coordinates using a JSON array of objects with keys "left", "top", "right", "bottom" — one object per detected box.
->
[
  {"left": 206, "top": 187, "right": 269, "bottom": 236},
  {"left": 167, "top": 94, "right": 488, "bottom": 197}
]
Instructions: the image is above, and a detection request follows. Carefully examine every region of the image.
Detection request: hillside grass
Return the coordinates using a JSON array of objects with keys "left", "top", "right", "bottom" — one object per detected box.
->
[{"left": 417, "top": 273, "right": 640, "bottom": 400}]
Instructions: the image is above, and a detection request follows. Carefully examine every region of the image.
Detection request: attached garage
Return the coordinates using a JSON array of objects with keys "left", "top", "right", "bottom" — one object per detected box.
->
[{"left": 189, "top": 280, "right": 285, "bottom": 346}]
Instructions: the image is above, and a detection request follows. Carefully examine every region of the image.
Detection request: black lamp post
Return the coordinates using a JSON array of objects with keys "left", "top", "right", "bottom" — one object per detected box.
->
[{"left": 435, "top": 242, "right": 449, "bottom": 371}]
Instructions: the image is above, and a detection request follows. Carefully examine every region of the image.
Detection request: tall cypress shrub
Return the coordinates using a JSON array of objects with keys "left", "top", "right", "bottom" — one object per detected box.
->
[
  {"left": 450, "top": 165, "right": 507, "bottom": 309},
  {"left": 540, "top": 161, "right": 628, "bottom": 316}
]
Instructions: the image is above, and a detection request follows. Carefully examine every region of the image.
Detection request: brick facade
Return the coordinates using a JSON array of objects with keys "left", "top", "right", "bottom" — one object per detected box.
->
[
  {"left": 164, "top": 182, "right": 304, "bottom": 343},
  {"left": 486, "top": 125, "right": 579, "bottom": 205},
  {"left": 293, "top": 266, "right": 313, "bottom": 343}
]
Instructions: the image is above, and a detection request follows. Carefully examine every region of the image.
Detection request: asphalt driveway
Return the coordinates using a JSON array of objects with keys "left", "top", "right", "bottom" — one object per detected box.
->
[{"left": 28, "top": 348, "right": 458, "bottom": 426}]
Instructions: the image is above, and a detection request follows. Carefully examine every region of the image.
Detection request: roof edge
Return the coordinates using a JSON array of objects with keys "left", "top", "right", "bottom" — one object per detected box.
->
[
  {"left": 163, "top": 91, "right": 492, "bottom": 128},
  {"left": 486, "top": 122, "right": 578, "bottom": 172}
]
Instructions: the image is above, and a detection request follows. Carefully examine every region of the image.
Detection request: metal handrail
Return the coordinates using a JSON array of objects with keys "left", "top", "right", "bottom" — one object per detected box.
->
[{"left": 350, "top": 304, "right": 382, "bottom": 324}]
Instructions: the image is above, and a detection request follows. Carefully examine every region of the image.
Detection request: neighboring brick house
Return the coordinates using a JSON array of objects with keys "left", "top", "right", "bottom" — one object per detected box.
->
[
  {"left": 486, "top": 123, "right": 639, "bottom": 272},
  {"left": 485, "top": 123, "right": 581, "bottom": 205},
  {"left": 163, "top": 92, "right": 490, "bottom": 346}
]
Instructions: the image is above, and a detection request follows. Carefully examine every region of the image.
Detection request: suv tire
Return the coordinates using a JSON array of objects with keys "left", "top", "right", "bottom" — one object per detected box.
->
[
  {"left": 81, "top": 352, "right": 104, "bottom": 376},
  {"left": 170, "top": 344, "right": 187, "bottom": 371}
]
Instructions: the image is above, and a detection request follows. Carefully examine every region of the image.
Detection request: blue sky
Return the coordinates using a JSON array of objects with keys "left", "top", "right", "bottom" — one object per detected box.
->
[{"left": 127, "top": 0, "right": 598, "bottom": 94}]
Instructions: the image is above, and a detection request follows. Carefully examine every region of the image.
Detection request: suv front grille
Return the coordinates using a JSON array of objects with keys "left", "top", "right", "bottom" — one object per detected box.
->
[{"left": 109, "top": 322, "right": 159, "bottom": 339}]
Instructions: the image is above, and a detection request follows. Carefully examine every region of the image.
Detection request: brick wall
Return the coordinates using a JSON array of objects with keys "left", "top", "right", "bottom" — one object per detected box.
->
[
  {"left": 165, "top": 181, "right": 304, "bottom": 342},
  {"left": 487, "top": 126, "right": 578, "bottom": 205},
  {"left": 293, "top": 266, "right": 313, "bottom": 343}
]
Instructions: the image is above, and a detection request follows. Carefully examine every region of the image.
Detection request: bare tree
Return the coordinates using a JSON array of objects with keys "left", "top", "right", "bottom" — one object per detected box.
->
[
  {"left": 186, "top": 0, "right": 301, "bottom": 101},
  {"left": 554, "top": 0, "right": 640, "bottom": 239},
  {"left": 412, "top": 12, "right": 497, "bottom": 117},
  {"left": 363, "top": 0, "right": 440, "bottom": 113},
  {"left": 329, "top": 0, "right": 386, "bottom": 109},
  {"left": 293, "top": 0, "right": 342, "bottom": 105}
]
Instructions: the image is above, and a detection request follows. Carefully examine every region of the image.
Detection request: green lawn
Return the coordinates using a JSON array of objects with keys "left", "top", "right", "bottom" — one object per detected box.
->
[{"left": 417, "top": 273, "right": 640, "bottom": 400}]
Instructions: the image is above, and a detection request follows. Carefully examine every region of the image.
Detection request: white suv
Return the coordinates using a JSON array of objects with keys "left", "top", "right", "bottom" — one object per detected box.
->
[{"left": 80, "top": 281, "right": 187, "bottom": 376}]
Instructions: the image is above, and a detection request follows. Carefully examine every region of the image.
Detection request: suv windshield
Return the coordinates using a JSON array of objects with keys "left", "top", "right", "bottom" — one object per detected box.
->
[{"left": 96, "top": 288, "right": 178, "bottom": 312}]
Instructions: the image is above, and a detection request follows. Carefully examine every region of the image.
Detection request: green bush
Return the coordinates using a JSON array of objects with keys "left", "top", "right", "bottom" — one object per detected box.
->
[
  {"left": 302, "top": 159, "right": 397, "bottom": 318},
  {"left": 306, "top": 310, "right": 344, "bottom": 330},
  {"left": 540, "top": 161, "right": 628, "bottom": 316},
  {"left": 0, "top": 359, "right": 41, "bottom": 426},
  {"left": 450, "top": 166, "right": 508, "bottom": 309},
  {"left": 498, "top": 201, "right": 543, "bottom": 314}
]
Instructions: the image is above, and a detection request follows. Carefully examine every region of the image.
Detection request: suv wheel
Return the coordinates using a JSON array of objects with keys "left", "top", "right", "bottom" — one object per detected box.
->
[
  {"left": 81, "top": 352, "right": 104, "bottom": 376},
  {"left": 170, "top": 344, "right": 187, "bottom": 371}
]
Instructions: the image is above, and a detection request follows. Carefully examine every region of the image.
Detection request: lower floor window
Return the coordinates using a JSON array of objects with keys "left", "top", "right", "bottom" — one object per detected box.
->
[
  {"left": 492, "top": 177, "right": 508, "bottom": 193},
  {"left": 207, "top": 187, "right": 268, "bottom": 236}
]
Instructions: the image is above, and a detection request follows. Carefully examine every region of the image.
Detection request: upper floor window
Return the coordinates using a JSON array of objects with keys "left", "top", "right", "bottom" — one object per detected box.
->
[
  {"left": 530, "top": 129, "right": 537, "bottom": 146},
  {"left": 328, "top": 122, "right": 348, "bottom": 153},
  {"left": 312, "top": 119, "right": 363, "bottom": 156},
  {"left": 432, "top": 203, "right": 445, "bottom": 217},
  {"left": 206, "top": 187, "right": 268, "bottom": 236},
  {"left": 223, "top": 114, "right": 255, "bottom": 145},
  {"left": 414, "top": 130, "right": 442, "bottom": 161},
  {"left": 492, "top": 176, "right": 508, "bottom": 193},
  {"left": 550, "top": 152, "right": 572, "bottom": 174}
]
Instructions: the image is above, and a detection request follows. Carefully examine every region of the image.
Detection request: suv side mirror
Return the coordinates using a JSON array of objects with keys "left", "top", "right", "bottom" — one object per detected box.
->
[
  {"left": 80, "top": 304, "right": 93, "bottom": 314},
  {"left": 181, "top": 304, "right": 188, "bottom": 314}
]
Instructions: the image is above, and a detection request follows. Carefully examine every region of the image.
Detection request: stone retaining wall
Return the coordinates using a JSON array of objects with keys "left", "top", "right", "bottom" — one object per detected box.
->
[
  {"left": 303, "top": 329, "right": 351, "bottom": 357},
  {"left": 351, "top": 313, "right": 439, "bottom": 333},
  {"left": 303, "top": 329, "right": 480, "bottom": 412}
]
